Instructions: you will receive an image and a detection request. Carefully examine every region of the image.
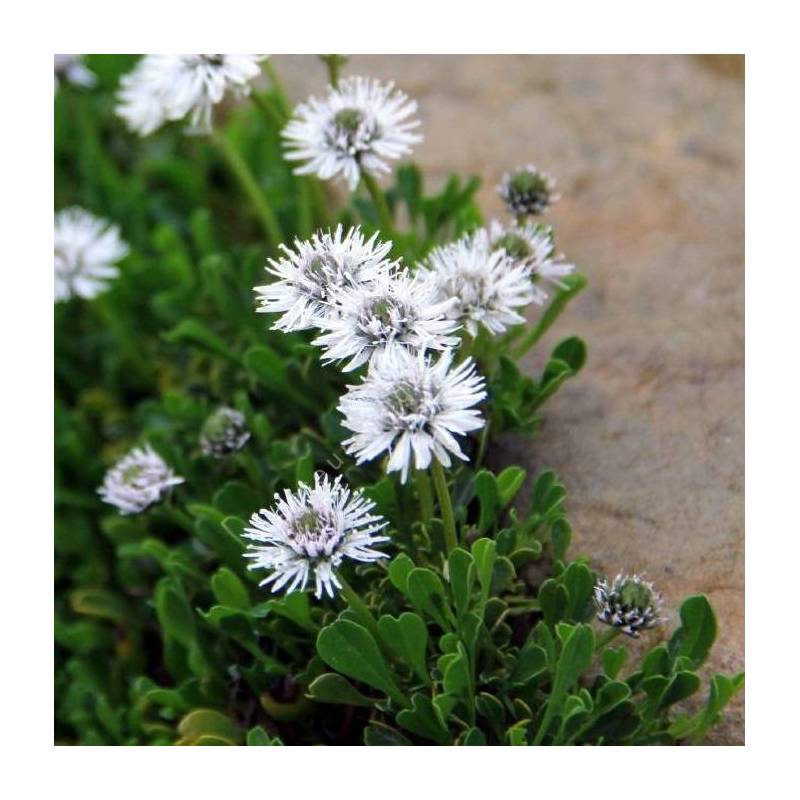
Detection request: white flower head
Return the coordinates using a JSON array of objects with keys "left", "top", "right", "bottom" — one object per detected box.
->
[
  {"left": 313, "top": 270, "right": 460, "bottom": 371},
  {"left": 488, "top": 219, "right": 575, "bottom": 294},
  {"left": 116, "top": 54, "right": 265, "bottom": 136},
  {"left": 200, "top": 407, "right": 250, "bottom": 458},
  {"left": 283, "top": 76, "right": 422, "bottom": 190},
  {"left": 54, "top": 55, "right": 96, "bottom": 92},
  {"left": 420, "top": 229, "right": 536, "bottom": 337},
  {"left": 98, "top": 445, "right": 185, "bottom": 515},
  {"left": 55, "top": 207, "right": 129, "bottom": 302},
  {"left": 254, "top": 225, "right": 396, "bottom": 332},
  {"left": 243, "top": 472, "right": 389, "bottom": 599},
  {"left": 594, "top": 573, "right": 663, "bottom": 638},
  {"left": 339, "top": 347, "right": 486, "bottom": 483},
  {"left": 498, "top": 164, "right": 560, "bottom": 217}
]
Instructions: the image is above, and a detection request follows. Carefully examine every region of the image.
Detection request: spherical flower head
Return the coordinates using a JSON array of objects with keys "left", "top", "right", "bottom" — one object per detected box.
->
[
  {"left": 54, "top": 55, "right": 96, "bottom": 92},
  {"left": 498, "top": 164, "right": 560, "bottom": 217},
  {"left": 98, "top": 445, "right": 185, "bottom": 515},
  {"left": 420, "top": 229, "right": 536, "bottom": 337},
  {"left": 243, "top": 472, "right": 389, "bottom": 599},
  {"left": 254, "top": 225, "right": 396, "bottom": 332},
  {"left": 200, "top": 407, "right": 250, "bottom": 458},
  {"left": 55, "top": 207, "right": 129, "bottom": 302},
  {"left": 488, "top": 219, "right": 575, "bottom": 297},
  {"left": 339, "top": 347, "right": 487, "bottom": 483},
  {"left": 116, "top": 54, "right": 265, "bottom": 136},
  {"left": 312, "top": 270, "right": 460, "bottom": 371},
  {"left": 283, "top": 76, "right": 422, "bottom": 190},
  {"left": 594, "top": 573, "right": 663, "bottom": 638}
]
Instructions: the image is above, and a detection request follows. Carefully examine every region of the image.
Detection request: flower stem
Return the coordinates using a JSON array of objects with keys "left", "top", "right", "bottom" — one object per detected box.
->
[
  {"left": 263, "top": 59, "right": 291, "bottom": 117},
  {"left": 415, "top": 469, "right": 434, "bottom": 522},
  {"left": 361, "top": 171, "right": 398, "bottom": 243},
  {"left": 595, "top": 626, "right": 622, "bottom": 650},
  {"left": 431, "top": 460, "right": 457, "bottom": 554},
  {"left": 337, "top": 574, "right": 380, "bottom": 640},
  {"left": 212, "top": 131, "right": 284, "bottom": 247},
  {"left": 510, "top": 274, "right": 587, "bottom": 359},
  {"left": 250, "top": 90, "right": 285, "bottom": 128}
]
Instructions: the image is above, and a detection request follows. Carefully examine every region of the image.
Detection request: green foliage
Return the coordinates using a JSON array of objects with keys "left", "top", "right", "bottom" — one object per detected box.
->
[{"left": 55, "top": 56, "right": 741, "bottom": 746}]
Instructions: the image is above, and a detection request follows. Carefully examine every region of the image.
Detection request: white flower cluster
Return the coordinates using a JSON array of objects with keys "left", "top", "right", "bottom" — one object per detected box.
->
[
  {"left": 54, "top": 55, "right": 96, "bottom": 93},
  {"left": 283, "top": 76, "right": 422, "bottom": 189},
  {"left": 98, "top": 445, "right": 184, "bottom": 515},
  {"left": 254, "top": 225, "right": 486, "bottom": 480},
  {"left": 54, "top": 207, "right": 129, "bottom": 302},
  {"left": 244, "top": 472, "right": 389, "bottom": 598},
  {"left": 116, "top": 54, "right": 266, "bottom": 136}
]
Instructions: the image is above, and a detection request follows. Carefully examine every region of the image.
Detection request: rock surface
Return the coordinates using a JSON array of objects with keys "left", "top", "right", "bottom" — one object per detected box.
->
[{"left": 273, "top": 55, "right": 745, "bottom": 744}]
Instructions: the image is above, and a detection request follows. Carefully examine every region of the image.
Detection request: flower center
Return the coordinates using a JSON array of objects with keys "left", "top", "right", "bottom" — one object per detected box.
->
[
  {"left": 359, "top": 297, "right": 409, "bottom": 344},
  {"left": 122, "top": 463, "right": 146, "bottom": 485},
  {"left": 387, "top": 381, "right": 440, "bottom": 431},
  {"left": 619, "top": 580, "right": 652, "bottom": 610},
  {"left": 509, "top": 171, "right": 548, "bottom": 197},
  {"left": 289, "top": 506, "right": 344, "bottom": 558},
  {"left": 329, "top": 107, "right": 378, "bottom": 157},
  {"left": 492, "top": 232, "right": 532, "bottom": 260}
]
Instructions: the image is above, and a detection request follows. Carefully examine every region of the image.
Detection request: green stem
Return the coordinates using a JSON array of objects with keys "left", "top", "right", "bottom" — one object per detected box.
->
[
  {"left": 415, "top": 470, "right": 434, "bottom": 522},
  {"left": 213, "top": 131, "right": 284, "bottom": 247},
  {"left": 431, "top": 460, "right": 457, "bottom": 554},
  {"left": 361, "top": 171, "right": 398, "bottom": 243},
  {"left": 595, "top": 626, "right": 622, "bottom": 650},
  {"left": 235, "top": 449, "right": 264, "bottom": 488},
  {"left": 162, "top": 503, "right": 194, "bottom": 535},
  {"left": 337, "top": 574, "right": 380, "bottom": 640},
  {"left": 474, "top": 420, "right": 491, "bottom": 470},
  {"left": 510, "top": 274, "right": 587, "bottom": 359},
  {"left": 263, "top": 59, "right": 291, "bottom": 117},
  {"left": 250, "top": 91, "right": 285, "bottom": 128}
]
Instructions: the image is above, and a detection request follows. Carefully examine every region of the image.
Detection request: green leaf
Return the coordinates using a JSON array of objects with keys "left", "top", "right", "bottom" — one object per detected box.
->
[
  {"left": 69, "top": 588, "right": 131, "bottom": 624},
  {"left": 602, "top": 646, "right": 627, "bottom": 679},
  {"left": 442, "top": 646, "right": 471, "bottom": 698},
  {"left": 246, "top": 726, "right": 282, "bottom": 746},
  {"left": 594, "top": 680, "right": 631, "bottom": 715},
  {"left": 669, "top": 594, "right": 717, "bottom": 667},
  {"left": 538, "top": 578, "right": 569, "bottom": 627},
  {"left": 562, "top": 561, "right": 595, "bottom": 621},
  {"left": 461, "top": 727, "right": 487, "bottom": 746},
  {"left": 210, "top": 567, "right": 250, "bottom": 611},
  {"left": 177, "top": 709, "right": 241, "bottom": 745},
  {"left": 213, "top": 481, "right": 262, "bottom": 516},
  {"left": 396, "top": 693, "right": 451, "bottom": 745},
  {"left": 364, "top": 722, "right": 413, "bottom": 746},
  {"left": 388, "top": 552, "right": 415, "bottom": 595},
  {"left": 551, "top": 517, "right": 572, "bottom": 561},
  {"left": 496, "top": 466, "right": 526, "bottom": 507},
  {"left": 307, "top": 673, "right": 377, "bottom": 707},
  {"left": 243, "top": 344, "right": 289, "bottom": 389},
  {"left": 266, "top": 591, "right": 315, "bottom": 632},
  {"left": 316, "top": 619, "right": 407, "bottom": 706},
  {"left": 471, "top": 538, "right": 497, "bottom": 606},
  {"left": 552, "top": 335, "right": 587, "bottom": 373},
  {"left": 163, "top": 319, "right": 240, "bottom": 363},
  {"left": 535, "top": 624, "right": 595, "bottom": 744},
  {"left": 154, "top": 578, "right": 196, "bottom": 648},
  {"left": 474, "top": 470, "right": 500, "bottom": 533},
  {"left": 377, "top": 612, "right": 430, "bottom": 684},
  {"left": 406, "top": 568, "right": 453, "bottom": 630},
  {"left": 509, "top": 643, "right": 547, "bottom": 686},
  {"left": 447, "top": 547, "right": 475, "bottom": 619},
  {"left": 658, "top": 671, "right": 701, "bottom": 712}
]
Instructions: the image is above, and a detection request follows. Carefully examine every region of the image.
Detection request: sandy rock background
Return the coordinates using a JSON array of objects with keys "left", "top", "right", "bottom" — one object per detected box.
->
[{"left": 274, "top": 54, "right": 745, "bottom": 744}]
